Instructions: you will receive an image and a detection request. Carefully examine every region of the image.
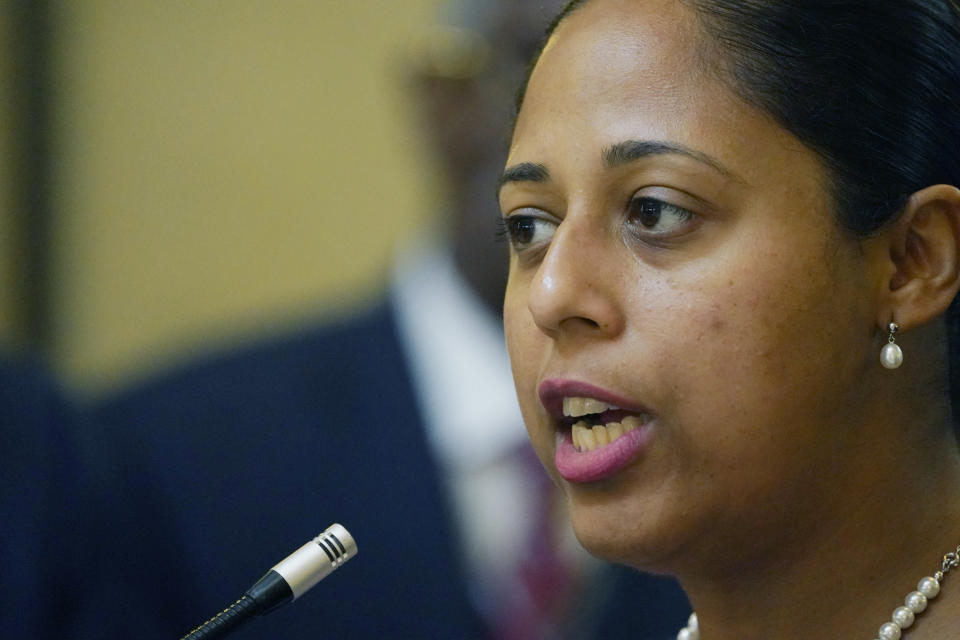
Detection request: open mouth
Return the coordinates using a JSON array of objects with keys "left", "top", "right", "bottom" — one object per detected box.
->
[
  {"left": 562, "top": 397, "right": 651, "bottom": 452},
  {"left": 539, "top": 381, "right": 656, "bottom": 483}
]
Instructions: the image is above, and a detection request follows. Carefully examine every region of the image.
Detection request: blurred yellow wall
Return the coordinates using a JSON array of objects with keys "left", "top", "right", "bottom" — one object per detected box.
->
[
  {"left": 0, "top": 2, "right": 15, "bottom": 346},
  {"left": 47, "top": 1, "right": 442, "bottom": 396}
]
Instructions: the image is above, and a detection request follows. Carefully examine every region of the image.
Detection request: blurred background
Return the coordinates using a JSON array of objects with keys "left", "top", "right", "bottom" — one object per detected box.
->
[
  {"left": 1, "top": 6, "right": 698, "bottom": 638},
  {"left": 1, "top": 0, "right": 446, "bottom": 397}
]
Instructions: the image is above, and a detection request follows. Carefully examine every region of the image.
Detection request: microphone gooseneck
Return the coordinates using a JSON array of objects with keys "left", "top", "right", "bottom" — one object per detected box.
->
[{"left": 180, "top": 523, "right": 357, "bottom": 640}]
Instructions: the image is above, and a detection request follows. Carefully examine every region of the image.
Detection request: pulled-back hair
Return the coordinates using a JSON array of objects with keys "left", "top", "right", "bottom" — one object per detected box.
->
[{"left": 515, "top": 0, "right": 960, "bottom": 425}]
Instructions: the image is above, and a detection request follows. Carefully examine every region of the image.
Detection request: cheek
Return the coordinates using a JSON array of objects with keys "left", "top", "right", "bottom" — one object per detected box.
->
[{"left": 650, "top": 242, "right": 868, "bottom": 472}]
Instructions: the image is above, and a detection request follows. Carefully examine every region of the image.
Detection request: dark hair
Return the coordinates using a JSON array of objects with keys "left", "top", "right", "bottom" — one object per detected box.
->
[{"left": 515, "top": 0, "right": 960, "bottom": 426}]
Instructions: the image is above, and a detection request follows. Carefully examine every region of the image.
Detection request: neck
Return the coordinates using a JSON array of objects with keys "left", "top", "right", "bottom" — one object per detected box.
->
[{"left": 677, "top": 403, "right": 960, "bottom": 639}]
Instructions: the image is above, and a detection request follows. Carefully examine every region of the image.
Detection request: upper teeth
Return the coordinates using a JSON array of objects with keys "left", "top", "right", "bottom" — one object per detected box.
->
[{"left": 563, "top": 396, "right": 620, "bottom": 418}]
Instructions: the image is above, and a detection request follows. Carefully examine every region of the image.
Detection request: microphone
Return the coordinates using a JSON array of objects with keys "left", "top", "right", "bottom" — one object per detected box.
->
[{"left": 180, "top": 523, "right": 357, "bottom": 640}]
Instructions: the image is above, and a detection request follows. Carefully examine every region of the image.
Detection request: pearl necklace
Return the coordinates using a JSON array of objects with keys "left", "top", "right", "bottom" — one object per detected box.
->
[{"left": 676, "top": 544, "right": 960, "bottom": 640}]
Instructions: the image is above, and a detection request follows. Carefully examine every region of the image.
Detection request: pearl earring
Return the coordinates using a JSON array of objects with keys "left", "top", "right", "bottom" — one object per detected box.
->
[{"left": 880, "top": 321, "right": 903, "bottom": 369}]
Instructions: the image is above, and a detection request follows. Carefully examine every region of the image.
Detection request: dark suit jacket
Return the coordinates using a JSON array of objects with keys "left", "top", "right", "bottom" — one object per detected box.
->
[
  {"left": 0, "top": 355, "right": 123, "bottom": 639},
  {"left": 93, "top": 301, "right": 690, "bottom": 639}
]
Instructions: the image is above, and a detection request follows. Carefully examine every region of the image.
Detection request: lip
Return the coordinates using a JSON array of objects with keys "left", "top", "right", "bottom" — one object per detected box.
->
[
  {"left": 555, "top": 423, "right": 653, "bottom": 483},
  {"left": 538, "top": 378, "right": 654, "bottom": 483},
  {"left": 538, "top": 379, "right": 644, "bottom": 419}
]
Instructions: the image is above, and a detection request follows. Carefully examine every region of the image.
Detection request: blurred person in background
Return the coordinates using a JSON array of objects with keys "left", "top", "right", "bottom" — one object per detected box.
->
[{"left": 92, "top": 1, "right": 690, "bottom": 638}]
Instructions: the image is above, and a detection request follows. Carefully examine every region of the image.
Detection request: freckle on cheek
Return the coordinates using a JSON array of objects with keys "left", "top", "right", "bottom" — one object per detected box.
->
[{"left": 707, "top": 303, "right": 725, "bottom": 332}]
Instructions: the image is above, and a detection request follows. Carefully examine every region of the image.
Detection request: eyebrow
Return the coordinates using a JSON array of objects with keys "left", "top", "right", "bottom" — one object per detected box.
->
[
  {"left": 496, "top": 162, "right": 551, "bottom": 196},
  {"left": 497, "top": 139, "right": 740, "bottom": 198},
  {"left": 603, "top": 139, "right": 736, "bottom": 178}
]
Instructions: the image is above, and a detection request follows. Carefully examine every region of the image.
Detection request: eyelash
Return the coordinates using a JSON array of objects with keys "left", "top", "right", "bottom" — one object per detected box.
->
[
  {"left": 626, "top": 196, "right": 695, "bottom": 235},
  {"left": 494, "top": 215, "right": 511, "bottom": 243},
  {"left": 498, "top": 194, "right": 699, "bottom": 255},
  {"left": 497, "top": 213, "right": 556, "bottom": 250}
]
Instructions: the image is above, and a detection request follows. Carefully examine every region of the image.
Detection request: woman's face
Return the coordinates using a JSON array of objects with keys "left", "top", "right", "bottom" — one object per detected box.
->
[{"left": 501, "top": 0, "right": 882, "bottom": 573}]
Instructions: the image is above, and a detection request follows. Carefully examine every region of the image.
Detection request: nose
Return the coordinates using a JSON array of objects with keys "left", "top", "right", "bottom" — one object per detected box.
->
[{"left": 527, "top": 218, "right": 625, "bottom": 339}]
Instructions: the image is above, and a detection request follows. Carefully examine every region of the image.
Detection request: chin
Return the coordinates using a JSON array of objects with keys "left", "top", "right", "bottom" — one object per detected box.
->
[{"left": 565, "top": 489, "right": 685, "bottom": 575}]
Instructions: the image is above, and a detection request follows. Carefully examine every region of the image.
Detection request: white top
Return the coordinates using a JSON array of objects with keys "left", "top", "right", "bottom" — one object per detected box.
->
[{"left": 390, "top": 240, "right": 538, "bottom": 618}]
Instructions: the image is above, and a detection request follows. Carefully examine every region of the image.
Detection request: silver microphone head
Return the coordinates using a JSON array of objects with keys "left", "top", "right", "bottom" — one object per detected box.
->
[{"left": 271, "top": 523, "right": 357, "bottom": 599}]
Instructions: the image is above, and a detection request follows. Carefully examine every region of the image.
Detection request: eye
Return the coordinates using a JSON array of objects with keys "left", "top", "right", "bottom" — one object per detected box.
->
[
  {"left": 627, "top": 195, "right": 695, "bottom": 238},
  {"left": 501, "top": 211, "right": 558, "bottom": 251}
]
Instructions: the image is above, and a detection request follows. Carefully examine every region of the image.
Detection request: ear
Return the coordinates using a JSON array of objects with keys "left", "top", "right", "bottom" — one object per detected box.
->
[
  {"left": 408, "top": 69, "right": 485, "bottom": 167},
  {"left": 879, "top": 184, "right": 960, "bottom": 330}
]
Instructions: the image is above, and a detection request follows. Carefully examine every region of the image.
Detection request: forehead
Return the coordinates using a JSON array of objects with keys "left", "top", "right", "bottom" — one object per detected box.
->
[
  {"left": 503, "top": 0, "right": 839, "bottom": 226},
  {"left": 548, "top": 0, "right": 702, "bottom": 68},
  {"left": 507, "top": 0, "right": 817, "bottom": 192},
  {"left": 514, "top": 0, "right": 705, "bottom": 143}
]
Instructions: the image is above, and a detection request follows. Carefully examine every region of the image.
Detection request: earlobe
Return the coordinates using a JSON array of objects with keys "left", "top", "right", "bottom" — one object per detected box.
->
[{"left": 880, "top": 184, "right": 960, "bottom": 331}]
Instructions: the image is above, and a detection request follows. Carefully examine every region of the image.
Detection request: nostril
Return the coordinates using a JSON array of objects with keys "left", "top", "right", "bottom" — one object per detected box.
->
[{"left": 559, "top": 316, "right": 602, "bottom": 331}]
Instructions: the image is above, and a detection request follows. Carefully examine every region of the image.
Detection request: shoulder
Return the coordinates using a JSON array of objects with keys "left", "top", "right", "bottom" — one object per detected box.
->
[
  {"left": 95, "top": 300, "right": 407, "bottom": 426},
  {"left": 0, "top": 353, "right": 74, "bottom": 427},
  {"left": 0, "top": 353, "right": 82, "bottom": 481},
  {"left": 88, "top": 298, "right": 428, "bottom": 498}
]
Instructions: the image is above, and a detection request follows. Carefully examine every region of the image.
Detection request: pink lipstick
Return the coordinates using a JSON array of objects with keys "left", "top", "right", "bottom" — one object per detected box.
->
[
  {"left": 554, "top": 423, "right": 652, "bottom": 483},
  {"left": 539, "top": 379, "right": 654, "bottom": 483}
]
